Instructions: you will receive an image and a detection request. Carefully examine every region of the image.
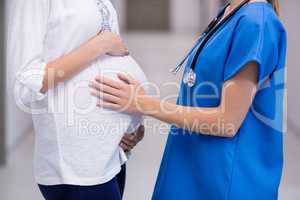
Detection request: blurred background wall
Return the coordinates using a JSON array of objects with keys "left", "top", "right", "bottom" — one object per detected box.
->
[
  {"left": 112, "top": 0, "right": 219, "bottom": 32},
  {"left": 1, "top": 0, "right": 299, "bottom": 199},
  {"left": 0, "top": 0, "right": 6, "bottom": 165},
  {"left": 4, "top": 0, "right": 33, "bottom": 154}
]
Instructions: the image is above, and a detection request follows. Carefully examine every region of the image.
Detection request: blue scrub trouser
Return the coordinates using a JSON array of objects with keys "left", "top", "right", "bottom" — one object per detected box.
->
[{"left": 39, "top": 165, "right": 126, "bottom": 200}]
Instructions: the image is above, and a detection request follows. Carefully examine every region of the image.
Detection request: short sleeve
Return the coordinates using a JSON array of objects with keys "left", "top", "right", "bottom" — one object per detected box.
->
[
  {"left": 223, "top": 15, "right": 279, "bottom": 83},
  {"left": 7, "top": 0, "right": 50, "bottom": 105}
]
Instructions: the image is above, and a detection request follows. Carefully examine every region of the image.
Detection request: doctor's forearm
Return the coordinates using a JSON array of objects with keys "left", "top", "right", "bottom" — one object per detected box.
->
[
  {"left": 138, "top": 96, "right": 236, "bottom": 137},
  {"left": 40, "top": 35, "right": 109, "bottom": 93},
  {"left": 137, "top": 63, "right": 257, "bottom": 137}
]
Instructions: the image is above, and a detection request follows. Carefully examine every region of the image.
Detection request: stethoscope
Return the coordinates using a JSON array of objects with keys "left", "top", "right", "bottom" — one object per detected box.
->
[{"left": 171, "top": 0, "right": 251, "bottom": 87}]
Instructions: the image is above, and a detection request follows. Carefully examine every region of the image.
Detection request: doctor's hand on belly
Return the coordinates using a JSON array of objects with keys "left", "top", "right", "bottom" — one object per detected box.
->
[
  {"left": 89, "top": 73, "right": 146, "bottom": 115},
  {"left": 89, "top": 63, "right": 258, "bottom": 138}
]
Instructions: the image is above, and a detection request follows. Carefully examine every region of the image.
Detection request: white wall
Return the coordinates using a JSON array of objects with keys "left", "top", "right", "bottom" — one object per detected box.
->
[
  {"left": 5, "top": 0, "right": 33, "bottom": 152},
  {"left": 170, "top": 0, "right": 201, "bottom": 33},
  {"left": 112, "top": 0, "right": 220, "bottom": 33},
  {"left": 5, "top": 94, "right": 32, "bottom": 152},
  {"left": 170, "top": 0, "right": 219, "bottom": 33},
  {"left": 282, "top": 0, "right": 300, "bottom": 126},
  {"left": 111, "top": 0, "right": 126, "bottom": 31}
]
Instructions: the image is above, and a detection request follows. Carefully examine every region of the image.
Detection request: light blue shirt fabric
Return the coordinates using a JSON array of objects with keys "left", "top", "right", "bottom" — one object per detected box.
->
[{"left": 152, "top": 2, "right": 287, "bottom": 200}]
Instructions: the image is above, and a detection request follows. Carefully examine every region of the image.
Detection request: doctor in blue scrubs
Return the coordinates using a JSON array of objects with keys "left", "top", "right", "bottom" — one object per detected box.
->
[{"left": 89, "top": 0, "right": 287, "bottom": 199}]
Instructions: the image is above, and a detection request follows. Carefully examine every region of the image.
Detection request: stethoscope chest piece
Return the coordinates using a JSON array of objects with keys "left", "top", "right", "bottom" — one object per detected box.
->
[{"left": 183, "top": 68, "right": 197, "bottom": 87}]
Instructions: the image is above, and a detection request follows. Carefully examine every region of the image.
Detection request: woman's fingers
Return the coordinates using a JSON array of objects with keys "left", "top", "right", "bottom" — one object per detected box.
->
[
  {"left": 107, "top": 50, "right": 130, "bottom": 57},
  {"left": 121, "top": 140, "right": 135, "bottom": 149},
  {"left": 97, "top": 31, "right": 129, "bottom": 56},
  {"left": 121, "top": 134, "right": 137, "bottom": 147},
  {"left": 135, "top": 125, "right": 145, "bottom": 141},
  {"left": 120, "top": 142, "right": 132, "bottom": 152},
  {"left": 120, "top": 125, "right": 145, "bottom": 152}
]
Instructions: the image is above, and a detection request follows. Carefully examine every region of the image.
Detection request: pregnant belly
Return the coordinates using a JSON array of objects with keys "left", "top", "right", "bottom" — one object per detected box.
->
[{"left": 56, "top": 55, "right": 147, "bottom": 139}]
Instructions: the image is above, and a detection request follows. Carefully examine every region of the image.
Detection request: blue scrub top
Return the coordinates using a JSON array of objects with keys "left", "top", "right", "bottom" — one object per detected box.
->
[{"left": 152, "top": 2, "right": 287, "bottom": 200}]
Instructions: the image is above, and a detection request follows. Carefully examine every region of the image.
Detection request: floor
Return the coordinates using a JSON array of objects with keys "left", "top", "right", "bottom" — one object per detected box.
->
[{"left": 1, "top": 33, "right": 300, "bottom": 200}]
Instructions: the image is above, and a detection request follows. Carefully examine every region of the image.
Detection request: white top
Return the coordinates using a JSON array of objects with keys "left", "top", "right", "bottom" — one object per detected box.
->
[{"left": 7, "top": 0, "right": 147, "bottom": 186}]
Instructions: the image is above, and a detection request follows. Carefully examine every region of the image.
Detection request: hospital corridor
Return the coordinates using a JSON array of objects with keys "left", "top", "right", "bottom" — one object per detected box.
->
[{"left": 1, "top": 0, "right": 300, "bottom": 199}]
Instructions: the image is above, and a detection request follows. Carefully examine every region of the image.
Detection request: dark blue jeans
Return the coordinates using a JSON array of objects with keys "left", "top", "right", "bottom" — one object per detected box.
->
[{"left": 39, "top": 165, "right": 126, "bottom": 200}]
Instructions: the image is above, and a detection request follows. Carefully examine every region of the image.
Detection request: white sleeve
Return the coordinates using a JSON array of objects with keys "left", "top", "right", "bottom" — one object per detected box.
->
[
  {"left": 112, "top": 12, "right": 120, "bottom": 35},
  {"left": 109, "top": 2, "right": 120, "bottom": 35},
  {"left": 126, "top": 115, "right": 144, "bottom": 133},
  {"left": 7, "top": 0, "right": 50, "bottom": 105}
]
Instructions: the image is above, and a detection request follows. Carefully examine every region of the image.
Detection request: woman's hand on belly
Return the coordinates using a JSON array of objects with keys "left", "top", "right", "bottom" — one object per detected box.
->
[
  {"left": 99, "top": 31, "right": 130, "bottom": 56},
  {"left": 40, "top": 32, "right": 129, "bottom": 93},
  {"left": 120, "top": 125, "right": 145, "bottom": 152}
]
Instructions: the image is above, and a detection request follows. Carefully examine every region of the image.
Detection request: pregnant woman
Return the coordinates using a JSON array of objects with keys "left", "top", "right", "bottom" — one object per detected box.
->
[
  {"left": 7, "top": 0, "right": 147, "bottom": 199},
  {"left": 91, "top": 0, "right": 287, "bottom": 199}
]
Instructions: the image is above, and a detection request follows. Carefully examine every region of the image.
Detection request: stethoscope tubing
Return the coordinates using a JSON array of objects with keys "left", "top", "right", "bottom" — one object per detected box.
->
[
  {"left": 171, "top": 0, "right": 250, "bottom": 75},
  {"left": 190, "top": 0, "right": 250, "bottom": 71}
]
